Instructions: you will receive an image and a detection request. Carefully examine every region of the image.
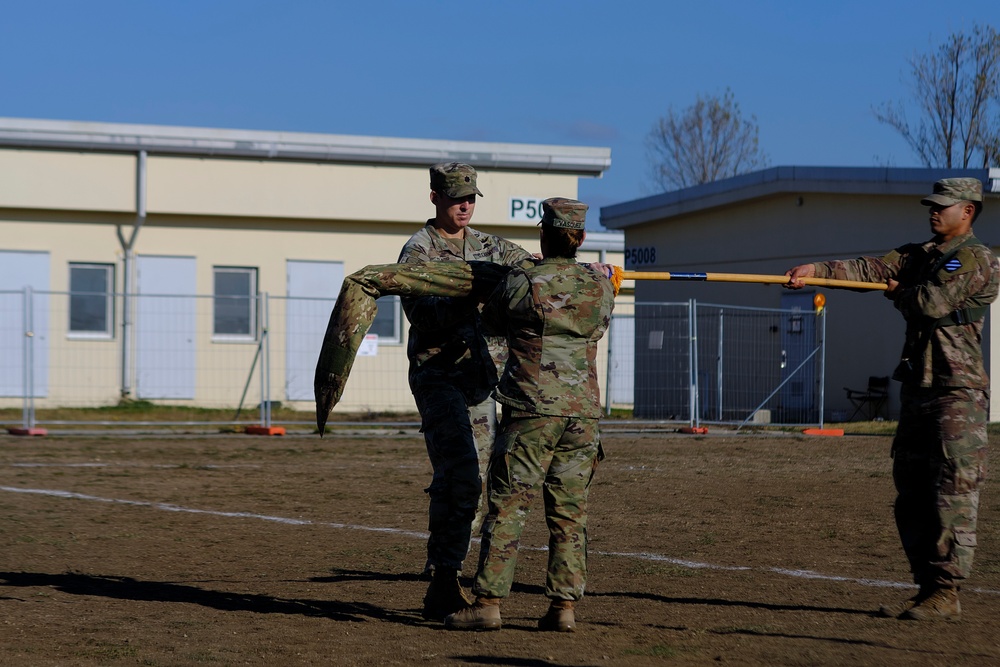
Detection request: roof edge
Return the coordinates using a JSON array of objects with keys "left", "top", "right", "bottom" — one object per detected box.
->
[
  {"left": 0, "top": 117, "right": 612, "bottom": 176},
  {"left": 601, "top": 166, "right": 996, "bottom": 229}
]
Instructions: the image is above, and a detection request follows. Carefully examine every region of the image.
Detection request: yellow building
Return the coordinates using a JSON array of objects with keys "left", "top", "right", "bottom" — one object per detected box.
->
[
  {"left": 603, "top": 166, "right": 1000, "bottom": 422},
  {"left": 0, "top": 117, "right": 625, "bottom": 418}
]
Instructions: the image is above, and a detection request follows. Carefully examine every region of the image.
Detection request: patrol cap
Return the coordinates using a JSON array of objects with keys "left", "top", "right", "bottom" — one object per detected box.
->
[
  {"left": 921, "top": 177, "right": 983, "bottom": 207},
  {"left": 429, "top": 162, "right": 483, "bottom": 198},
  {"left": 540, "top": 197, "right": 588, "bottom": 229}
]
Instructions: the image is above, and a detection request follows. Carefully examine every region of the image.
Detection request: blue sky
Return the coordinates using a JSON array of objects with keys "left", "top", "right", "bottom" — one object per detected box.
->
[{"left": 2, "top": 1, "right": 998, "bottom": 227}]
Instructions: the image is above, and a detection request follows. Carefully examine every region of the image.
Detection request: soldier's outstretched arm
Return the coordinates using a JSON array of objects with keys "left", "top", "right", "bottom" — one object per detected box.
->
[{"left": 314, "top": 261, "right": 511, "bottom": 434}]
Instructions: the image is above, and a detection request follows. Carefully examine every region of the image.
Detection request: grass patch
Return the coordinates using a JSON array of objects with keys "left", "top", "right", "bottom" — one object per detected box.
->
[
  {"left": 833, "top": 420, "right": 897, "bottom": 436},
  {"left": 622, "top": 644, "right": 680, "bottom": 658},
  {"left": 0, "top": 401, "right": 419, "bottom": 428},
  {"left": 629, "top": 562, "right": 699, "bottom": 578},
  {"left": 735, "top": 420, "right": 900, "bottom": 436},
  {"left": 185, "top": 650, "right": 220, "bottom": 663},
  {"left": 710, "top": 624, "right": 780, "bottom": 636},
  {"left": 755, "top": 495, "right": 796, "bottom": 509},
  {"left": 75, "top": 640, "right": 140, "bottom": 660}
]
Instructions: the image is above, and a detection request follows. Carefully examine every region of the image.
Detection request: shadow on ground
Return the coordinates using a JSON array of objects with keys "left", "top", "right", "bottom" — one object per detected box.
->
[{"left": 0, "top": 570, "right": 418, "bottom": 624}]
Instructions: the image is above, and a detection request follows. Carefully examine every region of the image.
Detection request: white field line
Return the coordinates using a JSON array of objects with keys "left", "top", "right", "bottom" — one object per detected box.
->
[
  {"left": 4, "top": 485, "right": 999, "bottom": 597},
  {"left": 0, "top": 485, "right": 428, "bottom": 540}
]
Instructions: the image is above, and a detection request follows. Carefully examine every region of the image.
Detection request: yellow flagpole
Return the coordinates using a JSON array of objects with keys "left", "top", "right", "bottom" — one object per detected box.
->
[{"left": 621, "top": 271, "right": 887, "bottom": 291}]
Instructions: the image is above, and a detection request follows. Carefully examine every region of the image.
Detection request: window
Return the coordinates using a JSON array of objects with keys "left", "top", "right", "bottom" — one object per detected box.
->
[
  {"left": 213, "top": 267, "right": 257, "bottom": 339},
  {"left": 69, "top": 263, "right": 114, "bottom": 337},
  {"left": 370, "top": 295, "right": 402, "bottom": 344}
]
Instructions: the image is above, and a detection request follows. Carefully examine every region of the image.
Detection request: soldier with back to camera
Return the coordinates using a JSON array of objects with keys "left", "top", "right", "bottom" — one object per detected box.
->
[{"left": 445, "top": 198, "right": 616, "bottom": 632}]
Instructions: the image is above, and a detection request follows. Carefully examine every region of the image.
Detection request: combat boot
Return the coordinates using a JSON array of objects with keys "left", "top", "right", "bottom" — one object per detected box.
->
[
  {"left": 878, "top": 587, "right": 931, "bottom": 618},
  {"left": 901, "top": 587, "right": 961, "bottom": 621},
  {"left": 421, "top": 567, "right": 472, "bottom": 621},
  {"left": 444, "top": 597, "right": 502, "bottom": 631},
  {"left": 538, "top": 599, "right": 576, "bottom": 632}
]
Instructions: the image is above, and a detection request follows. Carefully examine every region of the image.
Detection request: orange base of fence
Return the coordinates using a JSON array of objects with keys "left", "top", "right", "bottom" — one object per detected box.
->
[
  {"left": 678, "top": 426, "right": 709, "bottom": 434},
  {"left": 245, "top": 426, "right": 286, "bottom": 436},
  {"left": 802, "top": 428, "right": 844, "bottom": 436},
  {"left": 7, "top": 427, "right": 48, "bottom": 436}
]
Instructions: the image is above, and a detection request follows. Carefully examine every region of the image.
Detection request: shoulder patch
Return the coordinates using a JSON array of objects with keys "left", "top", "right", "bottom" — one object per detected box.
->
[{"left": 940, "top": 245, "right": 989, "bottom": 277}]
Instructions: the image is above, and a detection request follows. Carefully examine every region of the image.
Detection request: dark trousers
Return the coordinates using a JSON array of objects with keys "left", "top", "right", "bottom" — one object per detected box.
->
[{"left": 414, "top": 384, "right": 495, "bottom": 570}]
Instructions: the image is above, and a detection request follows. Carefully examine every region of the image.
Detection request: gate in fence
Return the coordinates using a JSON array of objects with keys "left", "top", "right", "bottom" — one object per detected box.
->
[{"left": 605, "top": 299, "right": 826, "bottom": 429}]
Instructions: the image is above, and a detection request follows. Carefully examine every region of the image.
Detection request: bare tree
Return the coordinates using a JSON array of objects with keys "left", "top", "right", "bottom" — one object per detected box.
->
[
  {"left": 875, "top": 24, "right": 1000, "bottom": 168},
  {"left": 645, "top": 88, "right": 768, "bottom": 192}
]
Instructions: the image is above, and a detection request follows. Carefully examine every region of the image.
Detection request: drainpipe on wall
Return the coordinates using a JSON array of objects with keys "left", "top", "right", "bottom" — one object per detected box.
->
[{"left": 116, "top": 150, "right": 147, "bottom": 401}]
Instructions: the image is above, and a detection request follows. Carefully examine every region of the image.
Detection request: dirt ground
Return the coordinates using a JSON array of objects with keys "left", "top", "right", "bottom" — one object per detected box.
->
[{"left": 1, "top": 427, "right": 998, "bottom": 666}]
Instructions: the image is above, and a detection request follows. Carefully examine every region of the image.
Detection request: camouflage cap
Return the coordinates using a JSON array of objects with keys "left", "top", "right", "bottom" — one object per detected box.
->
[
  {"left": 541, "top": 197, "right": 588, "bottom": 229},
  {"left": 921, "top": 177, "right": 984, "bottom": 207},
  {"left": 429, "top": 162, "right": 483, "bottom": 198}
]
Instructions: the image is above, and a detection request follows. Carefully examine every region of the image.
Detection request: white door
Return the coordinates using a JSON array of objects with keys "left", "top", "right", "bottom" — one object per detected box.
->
[
  {"left": 608, "top": 313, "right": 635, "bottom": 405},
  {"left": 0, "top": 251, "right": 50, "bottom": 397},
  {"left": 286, "top": 260, "right": 343, "bottom": 401},
  {"left": 136, "top": 255, "right": 196, "bottom": 399}
]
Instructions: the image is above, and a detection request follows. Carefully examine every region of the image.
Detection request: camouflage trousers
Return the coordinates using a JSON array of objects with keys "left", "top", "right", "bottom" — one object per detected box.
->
[
  {"left": 414, "top": 384, "right": 497, "bottom": 571},
  {"left": 892, "top": 385, "right": 989, "bottom": 587},
  {"left": 473, "top": 410, "right": 603, "bottom": 602}
]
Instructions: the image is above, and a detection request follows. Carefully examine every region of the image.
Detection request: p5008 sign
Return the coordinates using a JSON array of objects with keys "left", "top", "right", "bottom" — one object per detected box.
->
[
  {"left": 509, "top": 197, "right": 546, "bottom": 222},
  {"left": 625, "top": 246, "right": 657, "bottom": 267}
]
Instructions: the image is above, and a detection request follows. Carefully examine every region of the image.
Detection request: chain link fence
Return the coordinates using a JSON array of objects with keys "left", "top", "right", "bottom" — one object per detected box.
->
[
  {"left": 0, "top": 289, "right": 414, "bottom": 432},
  {"left": 2, "top": 291, "right": 825, "bottom": 432},
  {"left": 606, "top": 300, "right": 826, "bottom": 429}
]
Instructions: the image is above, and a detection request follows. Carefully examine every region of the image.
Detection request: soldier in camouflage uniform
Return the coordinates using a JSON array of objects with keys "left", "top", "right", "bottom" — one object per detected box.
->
[
  {"left": 445, "top": 198, "right": 616, "bottom": 632},
  {"left": 785, "top": 178, "right": 998, "bottom": 621},
  {"left": 398, "top": 162, "right": 534, "bottom": 620}
]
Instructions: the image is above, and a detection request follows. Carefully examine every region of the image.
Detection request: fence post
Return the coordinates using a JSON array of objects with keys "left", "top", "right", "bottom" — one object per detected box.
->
[
  {"left": 604, "top": 311, "right": 613, "bottom": 417},
  {"left": 246, "top": 291, "right": 285, "bottom": 436},
  {"left": 717, "top": 310, "right": 724, "bottom": 421},
  {"left": 689, "top": 299, "right": 699, "bottom": 428},
  {"left": 120, "top": 252, "right": 134, "bottom": 400},
  {"left": 260, "top": 292, "right": 271, "bottom": 429},
  {"left": 818, "top": 307, "right": 827, "bottom": 428},
  {"left": 11, "top": 286, "right": 46, "bottom": 436},
  {"left": 21, "top": 286, "right": 33, "bottom": 429}
]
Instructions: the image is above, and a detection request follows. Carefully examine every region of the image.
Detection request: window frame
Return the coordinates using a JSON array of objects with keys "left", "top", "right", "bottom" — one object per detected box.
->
[
  {"left": 212, "top": 266, "right": 259, "bottom": 342},
  {"left": 67, "top": 262, "right": 115, "bottom": 339},
  {"left": 369, "top": 294, "right": 403, "bottom": 345}
]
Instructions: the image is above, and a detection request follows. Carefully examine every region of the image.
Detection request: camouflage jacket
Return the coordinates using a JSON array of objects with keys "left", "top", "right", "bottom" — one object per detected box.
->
[
  {"left": 481, "top": 258, "right": 616, "bottom": 418},
  {"left": 811, "top": 231, "right": 999, "bottom": 389},
  {"left": 397, "top": 222, "right": 533, "bottom": 400}
]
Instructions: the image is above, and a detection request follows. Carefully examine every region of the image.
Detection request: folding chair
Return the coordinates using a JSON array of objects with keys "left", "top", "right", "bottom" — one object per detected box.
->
[{"left": 844, "top": 376, "right": 890, "bottom": 421}]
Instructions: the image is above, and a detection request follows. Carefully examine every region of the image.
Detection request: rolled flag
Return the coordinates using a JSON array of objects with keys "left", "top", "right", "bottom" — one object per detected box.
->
[{"left": 314, "top": 260, "right": 511, "bottom": 435}]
